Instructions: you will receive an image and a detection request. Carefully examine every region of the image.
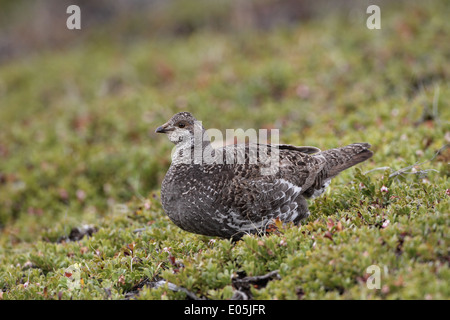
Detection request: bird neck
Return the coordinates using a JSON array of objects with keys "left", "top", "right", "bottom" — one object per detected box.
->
[{"left": 171, "top": 130, "right": 213, "bottom": 166}]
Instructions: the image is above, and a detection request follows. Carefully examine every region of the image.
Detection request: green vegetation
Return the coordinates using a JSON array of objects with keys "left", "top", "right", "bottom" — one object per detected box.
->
[{"left": 0, "top": 1, "right": 448, "bottom": 300}]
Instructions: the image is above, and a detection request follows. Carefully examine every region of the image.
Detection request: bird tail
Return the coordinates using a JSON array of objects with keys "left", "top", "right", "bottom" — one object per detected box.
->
[{"left": 317, "top": 143, "right": 373, "bottom": 178}]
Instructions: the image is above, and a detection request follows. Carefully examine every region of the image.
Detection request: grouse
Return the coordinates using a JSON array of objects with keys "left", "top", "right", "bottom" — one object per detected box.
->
[{"left": 156, "top": 112, "right": 373, "bottom": 240}]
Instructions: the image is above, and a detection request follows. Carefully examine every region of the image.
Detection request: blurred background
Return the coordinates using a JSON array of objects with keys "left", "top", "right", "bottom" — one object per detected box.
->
[
  {"left": 0, "top": 0, "right": 448, "bottom": 242},
  {"left": 0, "top": 0, "right": 400, "bottom": 63}
]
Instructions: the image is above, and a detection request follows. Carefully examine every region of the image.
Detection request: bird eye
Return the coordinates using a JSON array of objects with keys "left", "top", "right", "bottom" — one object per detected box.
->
[{"left": 178, "top": 123, "right": 185, "bottom": 128}]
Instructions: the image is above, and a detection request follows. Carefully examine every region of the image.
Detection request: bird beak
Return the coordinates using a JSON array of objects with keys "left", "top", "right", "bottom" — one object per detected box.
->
[{"left": 155, "top": 123, "right": 170, "bottom": 133}]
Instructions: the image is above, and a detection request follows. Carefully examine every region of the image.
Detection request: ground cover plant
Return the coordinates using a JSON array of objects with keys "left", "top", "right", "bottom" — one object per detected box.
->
[{"left": 0, "top": 0, "right": 448, "bottom": 300}]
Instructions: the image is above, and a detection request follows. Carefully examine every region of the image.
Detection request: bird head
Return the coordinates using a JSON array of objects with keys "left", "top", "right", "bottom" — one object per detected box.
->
[{"left": 155, "top": 112, "right": 203, "bottom": 145}]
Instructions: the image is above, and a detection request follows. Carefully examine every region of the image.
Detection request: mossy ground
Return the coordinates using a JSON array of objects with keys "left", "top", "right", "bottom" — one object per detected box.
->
[{"left": 0, "top": 1, "right": 449, "bottom": 300}]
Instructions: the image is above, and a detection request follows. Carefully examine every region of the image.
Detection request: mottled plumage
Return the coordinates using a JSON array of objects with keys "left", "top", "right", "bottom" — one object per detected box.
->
[{"left": 156, "top": 112, "right": 373, "bottom": 240}]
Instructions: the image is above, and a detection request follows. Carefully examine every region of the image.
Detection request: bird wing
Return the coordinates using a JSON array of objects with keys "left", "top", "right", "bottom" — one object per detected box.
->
[
  {"left": 209, "top": 143, "right": 327, "bottom": 223},
  {"left": 261, "top": 143, "right": 321, "bottom": 154}
]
